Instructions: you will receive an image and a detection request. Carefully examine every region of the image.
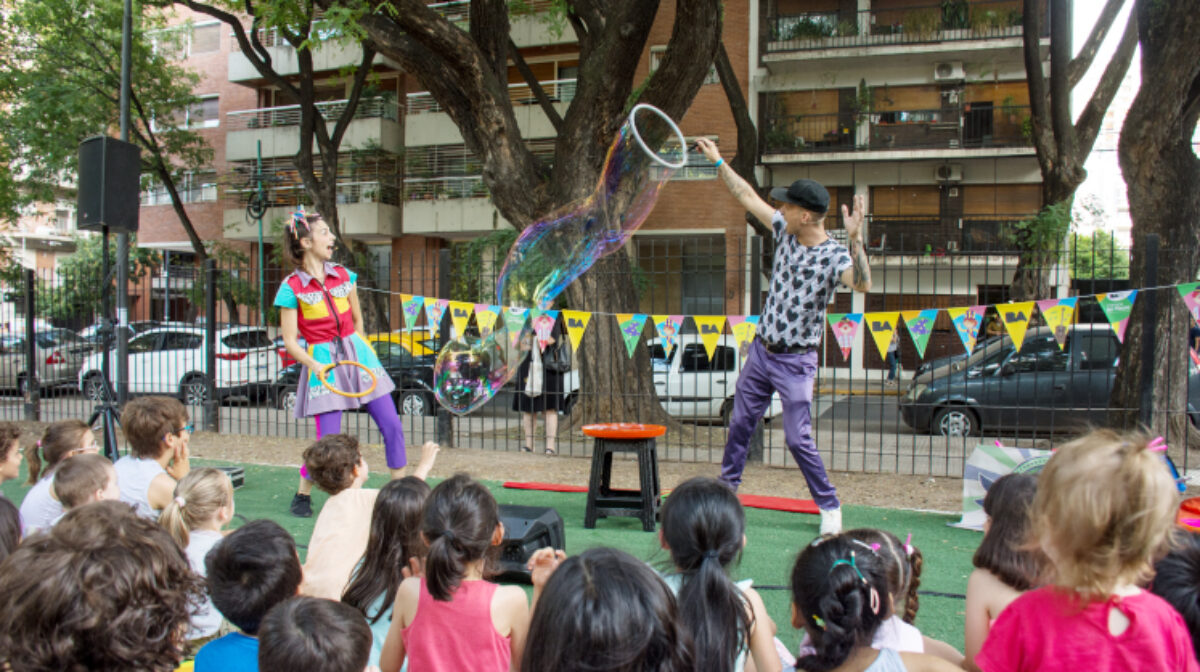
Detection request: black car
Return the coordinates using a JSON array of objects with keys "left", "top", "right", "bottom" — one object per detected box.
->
[{"left": 269, "top": 338, "right": 438, "bottom": 416}]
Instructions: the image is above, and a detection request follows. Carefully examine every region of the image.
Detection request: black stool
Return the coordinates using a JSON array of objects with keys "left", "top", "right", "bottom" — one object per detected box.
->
[{"left": 582, "top": 423, "right": 665, "bottom": 532}]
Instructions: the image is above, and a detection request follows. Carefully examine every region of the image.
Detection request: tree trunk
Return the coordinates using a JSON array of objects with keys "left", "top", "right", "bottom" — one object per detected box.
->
[{"left": 1008, "top": 176, "right": 1079, "bottom": 302}]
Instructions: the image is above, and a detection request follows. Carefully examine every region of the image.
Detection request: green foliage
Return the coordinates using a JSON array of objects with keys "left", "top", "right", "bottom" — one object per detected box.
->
[
  {"left": 942, "top": 0, "right": 970, "bottom": 29},
  {"left": 784, "top": 16, "right": 836, "bottom": 40},
  {"left": 1069, "top": 231, "right": 1130, "bottom": 280},
  {"left": 184, "top": 242, "right": 260, "bottom": 317},
  {"left": 837, "top": 20, "right": 859, "bottom": 37},
  {"left": 509, "top": 0, "right": 571, "bottom": 39},
  {"left": 1005, "top": 199, "right": 1073, "bottom": 265},
  {"left": 904, "top": 9, "right": 942, "bottom": 39},
  {"left": 34, "top": 235, "right": 160, "bottom": 324}
]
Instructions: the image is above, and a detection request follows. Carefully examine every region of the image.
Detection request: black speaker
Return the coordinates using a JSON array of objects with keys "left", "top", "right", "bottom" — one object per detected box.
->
[
  {"left": 495, "top": 505, "right": 565, "bottom": 583},
  {"left": 77, "top": 135, "right": 142, "bottom": 233}
]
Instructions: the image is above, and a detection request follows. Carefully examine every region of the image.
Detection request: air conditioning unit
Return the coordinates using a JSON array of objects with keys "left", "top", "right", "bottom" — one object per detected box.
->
[
  {"left": 935, "top": 164, "right": 963, "bottom": 181},
  {"left": 933, "top": 61, "right": 965, "bottom": 81}
]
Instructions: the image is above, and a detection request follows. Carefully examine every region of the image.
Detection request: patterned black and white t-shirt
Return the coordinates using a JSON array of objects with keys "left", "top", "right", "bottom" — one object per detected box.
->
[{"left": 758, "top": 212, "right": 854, "bottom": 347}]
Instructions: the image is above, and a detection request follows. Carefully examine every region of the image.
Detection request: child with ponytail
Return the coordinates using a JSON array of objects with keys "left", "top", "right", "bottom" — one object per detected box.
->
[
  {"left": 379, "top": 473, "right": 529, "bottom": 672},
  {"left": 159, "top": 468, "right": 235, "bottom": 642},
  {"left": 19, "top": 419, "right": 96, "bottom": 534},
  {"left": 659, "top": 476, "right": 780, "bottom": 672}
]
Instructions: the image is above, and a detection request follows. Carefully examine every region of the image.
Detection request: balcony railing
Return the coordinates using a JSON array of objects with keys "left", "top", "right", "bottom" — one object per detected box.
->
[
  {"left": 226, "top": 180, "right": 402, "bottom": 209},
  {"left": 761, "top": 104, "right": 1033, "bottom": 154},
  {"left": 226, "top": 96, "right": 400, "bottom": 132},
  {"left": 764, "top": 0, "right": 1045, "bottom": 54},
  {"left": 404, "top": 176, "right": 490, "bottom": 201},
  {"left": 427, "top": 1, "right": 559, "bottom": 25},
  {"left": 406, "top": 78, "right": 577, "bottom": 115},
  {"left": 865, "top": 215, "right": 1032, "bottom": 254}
]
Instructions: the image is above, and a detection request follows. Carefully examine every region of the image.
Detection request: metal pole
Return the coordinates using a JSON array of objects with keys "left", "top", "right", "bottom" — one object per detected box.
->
[
  {"left": 203, "top": 258, "right": 220, "bottom": 432},
  {"left": 1137, "top": 234, "right": 1159, "bottom": 429},
  {"left": 163, "top": 249, "right": 170, "bottom": 321},
  {"left": 115, "top": 0, "right": 134, "bottom": 405},
  {"left": 256, "top": 140, "right": 266, "bottom": 322},
  {"left": 23, "top": 269, "right": 39, "bottom": 421},
  {"left": 437, "top": 248, "right": 453, "bottom": 447}
]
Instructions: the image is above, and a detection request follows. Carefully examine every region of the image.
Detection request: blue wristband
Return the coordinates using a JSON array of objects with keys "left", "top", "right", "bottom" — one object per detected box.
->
[{"left": 714, "top": 158, "right": 725, "bottom": 168}]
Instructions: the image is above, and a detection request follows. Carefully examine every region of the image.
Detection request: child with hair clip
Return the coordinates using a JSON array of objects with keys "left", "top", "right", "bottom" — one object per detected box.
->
[
  {"left": 275, "top": 207, "right": 409, "bottom": 519},
  {"left": 657, "top": 476, "right": 780, "bottom": 672},
  {"left": 964, "top": 473, "right": 1046, "bottom": 671},
  {"left": 976, "top": 430, "right": 1199, "bottom": 671},
  {"left": 342, "top": 475, "right": 433, "bottom": 668},
  {"left": 0, "top": 422, "right": 23, "bottom": 488},
  {"left": 379, "top": 473, "right": 529, "bottom": 672},
  {"left": 19, "top": 418, "right": 96, "bottom": 534},
  {"left": 160, "top": 468, "right": 236, "bottom": 642},
  {"left": 789, "top": 534, "right": 959, "bottom": 672}
]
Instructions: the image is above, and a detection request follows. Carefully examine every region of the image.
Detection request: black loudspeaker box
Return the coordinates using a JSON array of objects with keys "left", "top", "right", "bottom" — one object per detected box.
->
[
  {"left": 77, "top": 135, "right": 142, "bottom": 233},
  {"left": 495, "top": 504, "right": 565, "bottom": 583}
]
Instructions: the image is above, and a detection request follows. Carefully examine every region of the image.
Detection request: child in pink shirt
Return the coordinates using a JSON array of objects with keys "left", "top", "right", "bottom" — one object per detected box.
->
[{"left": 977, "top": 430, "right": 1199, "bottom": 672}]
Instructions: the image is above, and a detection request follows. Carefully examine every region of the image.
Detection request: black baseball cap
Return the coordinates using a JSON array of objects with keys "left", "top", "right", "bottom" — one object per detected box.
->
[{"left": 769, "top": 179, "right": 830, "bottom": 214}]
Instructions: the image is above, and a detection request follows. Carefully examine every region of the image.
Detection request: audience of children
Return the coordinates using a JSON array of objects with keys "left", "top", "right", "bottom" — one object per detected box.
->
[
  {"left": 19, "top": 418, "right": 95, "bottom": 534},
  {"left": 975, "top": 430, "right": 1198, "bottom": 671},
  {"left": 259, "top": 597, "right": 374, "bottom": 672},
  {"left": 115, "top": 396, "right": 191, "bottom": 518},
  {"left": 963, "top": 473, "right": 1046, "bottom": 671},
  {"left": 1151, "top": 530, "right": 1200, "bottom": 660},
  {"left": 379, "top": 473, "right": 529, "bottom": 672},
  {"left": 49, "top": 452, "right": 120, "bottom": 522},
  {"left": 0, "top": 421, "right": 22, "bottom": 487},
  {"left": 195, "top": 519, "right": 304, "bottom": 672},
  {"left": 160, "top": 467, "right": 236, "bottom": 642},
  {"left": 0, "top": 500, "right": 203, "bottom": 671}
]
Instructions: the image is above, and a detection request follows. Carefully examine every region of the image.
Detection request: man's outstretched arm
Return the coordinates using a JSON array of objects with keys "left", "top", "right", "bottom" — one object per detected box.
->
[{"left": 694, "top": 137, "right": 776, "bottom": 228}]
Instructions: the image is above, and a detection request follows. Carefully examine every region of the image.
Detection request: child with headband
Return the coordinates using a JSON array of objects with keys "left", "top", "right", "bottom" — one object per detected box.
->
[
  {"left": 275, "top": 207, "right": 408, "bottom": 518},
  {"left": 976, "top": 430, "right": 1198, "bottom": 671}
]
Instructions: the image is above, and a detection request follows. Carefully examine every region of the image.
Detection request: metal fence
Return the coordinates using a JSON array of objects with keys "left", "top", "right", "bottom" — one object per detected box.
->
[{"left": 3, "top": 232, "right": 1194, "bottom": 480}]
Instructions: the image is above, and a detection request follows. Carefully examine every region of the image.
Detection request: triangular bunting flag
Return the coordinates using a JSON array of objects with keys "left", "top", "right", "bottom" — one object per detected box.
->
[
  {"left": 652, "top": 315, "right": 684, "bottom": 356},
  {"left": 1036, "top": 297, "right": 1077, "bottom": 350},
  {"left": 727, "top": 316, "right": 760, "bottom": 357},
  {"left": 1097, "top": 291, "right": 1138, "bottom": 343},
  {"left": 864, "top": 312, "right": 901, "bottom": 361},
  {"left": 447, "top": 301, "right": 474, "bottom": 337},
  {"left": 947, "top": 306, "right": 987, "bottom": 354},
  {"left": 1178, "top": 283, "right": 1200, "bottom": 328},
  {"left": 998, "top": 301, "right": 1035, "bottom": 350},
  {"left": 401, "top": 294, "right": 425, "bottom": 331},
  {"left": 473, "top": 304, "right": 501, "bottom": 337},
  {"left": 693, "top": 316, "right": 727, "bottom": 361},
  {"left": 900, "top": 309, "right": 939, "bottom": 359},
  {"left": 827, "top": 313, "right": 863, "bottom": 360},
  {"left": 423, "top": 298, "right": 449, "bottom": 330},
  {"left": 531, "top": 310, "right": 560, "bottom": 353},
  {"left": 502, "top": 307, "right": 530, "bottom": 350},
  {"left": 561, "top": 310, "right": 592, "bottom": 353},
  {"left": 615, "top": 314, "right": 649, "bottom": 359}
]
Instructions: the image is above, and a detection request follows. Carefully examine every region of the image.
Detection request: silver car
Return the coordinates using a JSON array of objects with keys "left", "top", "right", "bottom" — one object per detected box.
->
[{"left": 0, "top": 328, "right": 92, "bottom": 394}]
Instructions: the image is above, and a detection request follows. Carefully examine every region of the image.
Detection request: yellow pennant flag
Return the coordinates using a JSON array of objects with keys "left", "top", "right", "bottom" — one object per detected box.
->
[
  {"left": 473, "top": 304, "right": 500, "bottom": 337},
  {"left": 447, "top": 301, "right": 474, "bottom": 337},
  {"left": 693, "top": 316, "right": 726, "bottom": 361},
  {"left": 1036, "top": 298, "right": 1077, "bottom": 350},
  {"left": 727, "top": 316, "right": 759, "bottom": 358},
  {"left": 560, "top": 310, "right": 592, "bottom": 353},
  {"left": 863, "top": 312, "right": 900, "bottom": 361},
  {"left": 999, "top": 301, "right": 1035, "bottom": 351}
]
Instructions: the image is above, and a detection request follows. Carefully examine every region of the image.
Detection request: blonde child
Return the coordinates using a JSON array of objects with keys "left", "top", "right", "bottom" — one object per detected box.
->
[
  {"left": 976, "top": 430, "right": 1198, "bottom": 671},
  {"left": 20, "top": 419, "right": 96, "bottom": 534},
  {"left": 0, "top": 422, "right": 22, "bottom": 487},
  {"left": 379, "top": 473, "right": 529, "bottom": 672},
  {"left": 51, "top": 453, "right": 120, "bottom": 518},
  {"left": 115, "top": 396, "right": 191, "bottom": 519},
  {"left": 160, "top": 468, "right": 235, "bottom": 641},
  {"left": 964, "top": 473, "right": 1046, "bottom": 671}
]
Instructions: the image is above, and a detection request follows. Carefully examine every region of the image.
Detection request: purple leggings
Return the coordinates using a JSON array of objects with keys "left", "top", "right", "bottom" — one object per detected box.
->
[{"left": 299, "top": 394, "right": 407, "bottom": 480}]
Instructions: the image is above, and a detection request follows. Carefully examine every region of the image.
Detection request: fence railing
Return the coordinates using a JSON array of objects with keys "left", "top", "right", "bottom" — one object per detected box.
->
[
  {"left": 225, "top": 180, "right": 402, "bottom": 208},
  {"left": 226, "top": 96, "right": 400, "bottom": 132},
  {"left": 406, "top": 78, "right": 577, "bottom": 115}
]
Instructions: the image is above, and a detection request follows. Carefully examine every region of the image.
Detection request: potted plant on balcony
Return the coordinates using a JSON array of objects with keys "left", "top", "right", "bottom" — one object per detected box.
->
[
  {"left": 362, "top": 186, "right": 378, "bottom": 203},
  {"left": 903, "top": 8, "right": 941, "bottom": 41}
]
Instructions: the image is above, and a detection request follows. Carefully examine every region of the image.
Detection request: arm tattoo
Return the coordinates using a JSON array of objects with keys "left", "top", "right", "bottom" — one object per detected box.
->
[
  {"left": 719, "top": 164, "right": 753, "bottom": 202},
  {"left": 851, "top": 239, "right": 871, "bottom": 290}
]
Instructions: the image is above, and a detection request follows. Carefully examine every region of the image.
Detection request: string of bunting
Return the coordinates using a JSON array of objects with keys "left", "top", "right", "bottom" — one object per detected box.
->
[{"left": 365, "top": 283, "right": 1200, "bottom": 362}]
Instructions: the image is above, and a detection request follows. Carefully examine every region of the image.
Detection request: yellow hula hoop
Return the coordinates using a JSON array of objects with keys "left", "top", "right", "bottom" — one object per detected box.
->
[{"left": 318, "top": 360, "right": 378, "bottom": 399}]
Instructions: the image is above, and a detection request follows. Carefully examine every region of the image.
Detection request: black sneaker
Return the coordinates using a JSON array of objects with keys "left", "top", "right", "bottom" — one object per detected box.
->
[{"left": 289, "top": 493, "right": 313, "bottom": 518}]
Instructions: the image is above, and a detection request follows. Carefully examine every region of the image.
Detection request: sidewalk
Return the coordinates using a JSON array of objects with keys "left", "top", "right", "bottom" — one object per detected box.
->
[{"left": 817, "top": 377, "right": 907, "bottom": 396}]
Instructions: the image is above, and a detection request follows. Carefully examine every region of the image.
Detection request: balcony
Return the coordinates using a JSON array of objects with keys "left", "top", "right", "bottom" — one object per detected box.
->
[
  {"left": 427, "top": 0, "right": 574, "bottom": 47},
  {"left": 223, "top": 180, "right": 402, "bottom": 241},
  {"left": 761, "top": 0, "right": 1047, "bottom": 68},
  {"left": 225, "top": 97, "right": 402, "bottom": 161},
  {"left": 761, "top": 103, "right": 1033, "bottom": 159},
  {"left": 864, "top": 215, "right": 1030, "bottom": 255},
  {"left": 404, "top": 78, "right": 575, "bottom": 146},
  {"left": 402, "top": 175, "right": 508, "bottom": 236}
]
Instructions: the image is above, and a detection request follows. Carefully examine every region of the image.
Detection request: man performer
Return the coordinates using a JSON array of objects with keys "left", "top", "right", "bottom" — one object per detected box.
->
[{"left": 694, "top": 137, "right": 871, "bottom": 535}]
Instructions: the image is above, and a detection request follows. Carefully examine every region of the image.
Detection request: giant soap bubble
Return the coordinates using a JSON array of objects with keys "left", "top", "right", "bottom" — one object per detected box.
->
[{"left": 433, "top": 103, "right": 687, "bottom": 415}]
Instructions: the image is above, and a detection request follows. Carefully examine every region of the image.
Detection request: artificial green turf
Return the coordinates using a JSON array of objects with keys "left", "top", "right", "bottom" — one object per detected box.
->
[{"left": 2, "top": 458, "right": 981, "bottom": 651}]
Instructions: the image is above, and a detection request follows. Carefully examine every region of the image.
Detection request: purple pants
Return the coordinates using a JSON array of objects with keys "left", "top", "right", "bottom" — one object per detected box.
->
[
  {"left": 300, "top": 394, "right": 408, "bottom": 480},
  {"left": 720, "top": 339, "right": 838, "bottom": 510}
]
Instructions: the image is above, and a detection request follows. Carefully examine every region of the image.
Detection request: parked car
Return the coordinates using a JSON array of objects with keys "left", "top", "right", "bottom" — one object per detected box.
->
[
  {"left": 0, "top": 328, "right": 92, "bottom": 394},
  {"left": 269, "top": 331, "right": 439, "bottom": 416},
  {"left": 562, "top": 334, "right": 783, "bottom": 423},
  {"left": 78, "top": 326, "right": 279, "bottom": 405},
  {"left": 899, "top": 324, "right": 1198, "bottom": 436}
]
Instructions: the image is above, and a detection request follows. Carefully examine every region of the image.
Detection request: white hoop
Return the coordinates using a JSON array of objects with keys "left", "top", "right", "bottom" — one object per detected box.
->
[{"left": 627, "top": 103, "right": 688, "bottom": 170}]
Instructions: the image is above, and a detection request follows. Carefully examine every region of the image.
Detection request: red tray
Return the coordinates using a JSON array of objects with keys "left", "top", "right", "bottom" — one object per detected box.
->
[{"left": 581, "top": 423, "right": 667, "bottom": 439}]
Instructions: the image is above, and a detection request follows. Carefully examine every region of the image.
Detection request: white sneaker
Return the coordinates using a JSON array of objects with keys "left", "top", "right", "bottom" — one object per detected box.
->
[{"left": 819, "top": 507, "right": 842, "bottom": 536}]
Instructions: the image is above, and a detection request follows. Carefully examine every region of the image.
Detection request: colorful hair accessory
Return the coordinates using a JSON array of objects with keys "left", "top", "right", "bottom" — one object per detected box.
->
[
  {"left": 904, "top": 533, "right": 914, "bottom": 556},
  {"left": 829, "top": 550, "right": 867, "bottom": 583},
  {"left": 869, "top": 585, "right": 881, "bottom": 614},
  {"left": 287, "top": 206, "right": 308, "bottom": 239},
  {"left": 174, "top": 496, "right": 186, "bottom": 508},
  {"left": 870, "top": 543, "right": 881, "bottom": 552},
  {"left": 995, "top": 440, "right": 1004, "bottom": 448},
  {"left": 811, "top": 614, "right": 826, "bottom": 630},
  {"left": 1148, "top": 436, "right": 1169, "bottom": 452}
]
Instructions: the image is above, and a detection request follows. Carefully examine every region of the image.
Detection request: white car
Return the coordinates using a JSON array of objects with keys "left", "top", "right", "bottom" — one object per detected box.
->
[
  {"left": 78, "top": 326, "right": 279, "bottom": 405},
  {"left": 563, "top": 334, "right": 783, "bottom": 423}
]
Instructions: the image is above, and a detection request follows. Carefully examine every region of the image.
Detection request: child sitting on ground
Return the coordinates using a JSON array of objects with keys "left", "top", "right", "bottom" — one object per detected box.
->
[
  {"left": 50, "top": 453, "right": 121, "bottom": 522},
  {"left": 0, "top": 500, "right": 203, "bottom": 671},
  {"left": 259, "top": 597, "right": 373, "bottom": 672},
  {"left": 19, "top": 419, "right": 95, "bottom": 533},
  {"left": 976, "top": 430, "right": 1198, "bottom": 671},
  {"left": 379, "top": 473, "right": 529, "bottom": 672},
  {"left": 789, "top": 534, "right": 959, "bottom": 672},
  {"left": 160, "top": 467, "right": 236, "bottom": 642},
  {"left": 1151, "top": 529, "right": 1200, "bottom": 659},
  {"left": 0, "top": 422, "right": 22, "bottom": 489},
  {"left": 194, "top": 519, "right": 304, "bottom": 672},
  {"left": 964, "top": 473, "right": 1046, "bottom": 671},
  {"left": 115, "top": 396, "right": 191, "bottom": 519}
]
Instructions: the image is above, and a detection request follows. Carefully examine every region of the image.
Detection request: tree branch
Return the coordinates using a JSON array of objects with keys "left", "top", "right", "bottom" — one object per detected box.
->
[
  {"left": 1066, "top": 0, "right": 1126, "bottom": 90},
  {"left": 469, "top": 0, "right": 509, "bottom": 83},
  {"left": 1075, "top": 11, "right": 1138, "bottom": 158},
  {"left": 1022, "top": 0, "right": 1054, "bottom": 164},
  {"left": 712, "top": 41, "right": 771, "bottom": 241},
  {"left": 508, "top": 38, "right": 563, "bottom": 133},
  {"left": 330, "top": 45, "right": 376, "bottom": 149},
  {"left": 179, "top": 0, "right": 301, "bottom": 102},
  {"left": 1182, "top": 71, "right": 1200, "bottom": 142},
  {"left": 1048, "top": 0, "right": 1076, "bottom": 165}
]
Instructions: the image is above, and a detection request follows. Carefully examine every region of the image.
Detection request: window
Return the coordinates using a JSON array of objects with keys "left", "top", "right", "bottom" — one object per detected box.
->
[
  {"left": 189, "top": 96, "right": 220, "bottom": 128},
  {"left": 128, "top": 334, "right": 159, "bottom": 353},
  {"left": 222, "top": 330, "right": 273, "bottom": 350},
  {"left": 1008, "top": 335, "right": 1068, "bottom": 374},
  {"left": 141, "top": 171, "right": 218, "bottom": 206},
  {"left": 163, "top": 332, "right": 203, "bottom": 351},
  {"left": 679, "top": 344, "right": 736, "bottom": 372},
  {"left": 190, "top": 23, "right": 220, "bottom": 54},
  {"left": 54, "top": 205, "right": 74, "bottom": 234},
  {"left": 1078, "top": 331, "right": 1119, "bottom": 370},
  {"left": 649, "top": 46, "right": 718, "bottom": 85}
]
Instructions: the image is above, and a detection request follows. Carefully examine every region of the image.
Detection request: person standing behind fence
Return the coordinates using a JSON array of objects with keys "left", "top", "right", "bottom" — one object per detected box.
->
[
  {"left": 694, "top": 137, "right": 871, "bottom": 536},
  {"left": 275, "top": 208, "right": 409, "bottom": 518}
]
